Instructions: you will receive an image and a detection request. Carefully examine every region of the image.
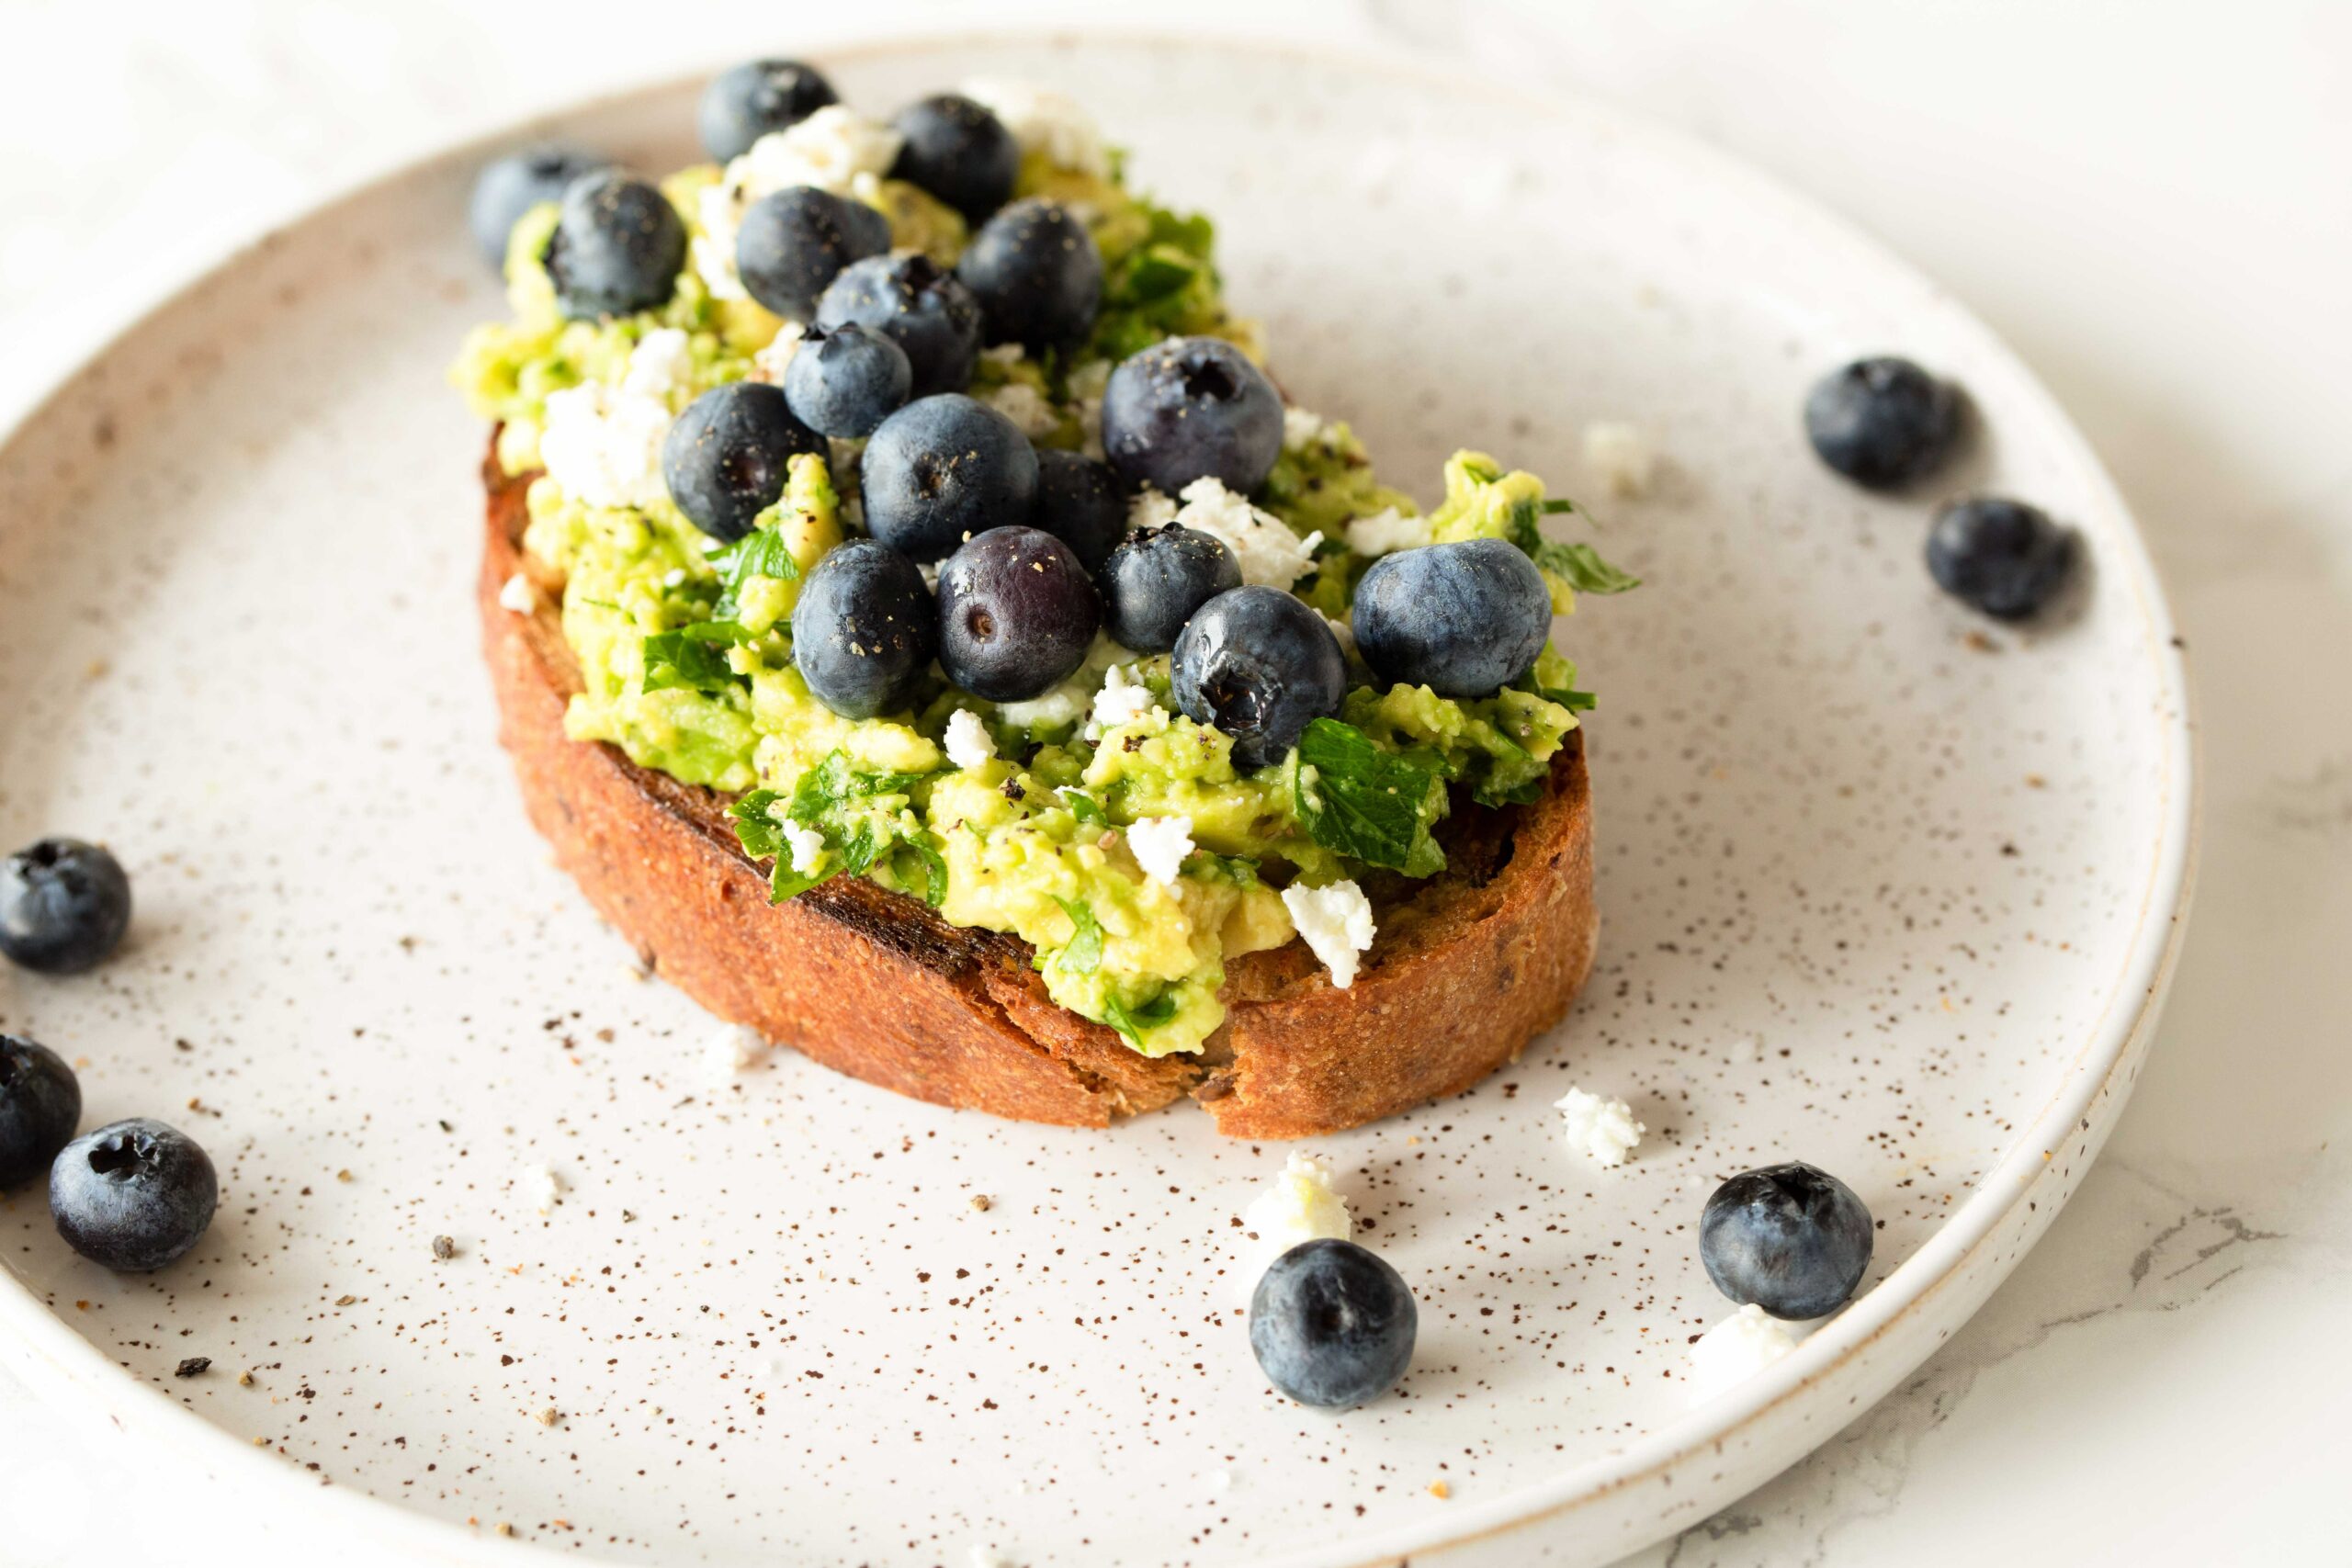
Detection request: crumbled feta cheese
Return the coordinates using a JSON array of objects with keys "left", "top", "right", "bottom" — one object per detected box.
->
[
  {"left": 752, "top": 320, "right": 807, "bottom": 382},
  {"left": 960, "top": 78, "right": 1111, "bottom": 177},
  {"left": 1000, "top": 633, "right": 1119, "bottom": 730},
  {"left": 1688, "top": 1304, "right": 1800, "bottom": 1403},
  {"left": 980, "top": 344, "right": 1026, "bottom": 368},
  {"left": 1236, "top": 1151, "right": 1352, "bottom": 1301},
  {"left": 620, "top": 327, "right": 693, "bottom": 399},
  {"left": 983, "top": 380, "right": 1060, "bottom": 438},
  {"left": 695, "top": 107, "right": 904, "bottom": 298},
  {"left": 1320, "top": 612, "right": 1357, "bottom": 662},
  {"left": 537, "top": 332, "right": 696, "bottom": 511},
  {"left": 1167, "top": 477, "right": 1320, "bottom": 587},
  {"left": 1343, "top": 506, "right": 1430, "bottom": 558},
  {"left": 1084, "top": 664, "right": 1159, "bottom": 740},
  {"left": 1583, "top": 421, "right": 1655, "bottom": 499},
  {"left": 1554, "top": 1087, "right": 1645, "bottom": 1167},
  {"left": 701, "top": 1022, "right": 765, "bottom": 1086},
  {"left": 944, "top": 707, "right": 996, "bottom": 770},
  {"left": 516, "top": 1164, "right": 561, "bottom": 1215},
  {"left": 497, "top": 572, "right": 537, "bottom": 615},
  {"left": 1067, "top": 358, "right": 1112, "bottom": 458},
  {"left": 1281, "top": 406, "right": 1328, "bottom": 451},
  {"left": 1126, "top": 815, "right": 1195, "bottom": 886},
  {"left": 1126, "top": 486, "right": 1180, "bottom": 533},
  {"left": 779, "top": 820, "right": 825, "bottom": 876},
  {"left": 918, "top": 558, "right": 942, "bottom": 592},
  {"left": 1281, "top": 878, "right": 1375, "bottom": 987}
]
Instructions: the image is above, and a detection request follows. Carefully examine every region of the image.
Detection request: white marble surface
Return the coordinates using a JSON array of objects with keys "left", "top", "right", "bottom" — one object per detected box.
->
[{"left": 0, "top": 2, "right": 2344, "bottom": 1563}]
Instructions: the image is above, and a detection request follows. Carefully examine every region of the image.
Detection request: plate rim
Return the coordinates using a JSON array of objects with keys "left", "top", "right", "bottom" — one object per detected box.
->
[{"left": 0, "top": 27, "right": 2200, "bottom": 1566}]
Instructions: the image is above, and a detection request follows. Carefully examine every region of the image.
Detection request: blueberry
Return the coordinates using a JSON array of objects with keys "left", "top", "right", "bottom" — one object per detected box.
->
[
  {"left": 698, "top": 59, "right": 841, "bottom": 163},
  {"left": 0, "top": 838, "right": 131, "bottom": 975},
  {"left": 1804, "top": 356, "right": 1960, "bottom": 489},
  {"left": 1031, "top": 450, "right": 1128, "bottom": 574},
  {"left": 541, "top": 171, "right": 686, "bottom": 321},
  {"left": 662, "top": 381, "right": 827, "bottom": 543},
  {"left": 790, "top": 540, "right": 937, "bottom": 719},
  {"left": 1249, "top": 1238, "right": 1417, "bottom": 1408},
  {"left": 1171, "top": 587, "right": 1347, "bottom": 773},
  {"left": 1700, "top": 1161, "right": 1873, "bottom": 1320},
  {"left": 1927, "top": 497, "right": 2075, "bottom": 620},
  {"left": 1351, "top": 538, "right": 1552, "bottom": 698},
  {"left": 468, "top": 144, "right": 610, "bottom": 271},
  {"left": 1102, "top": 336, "right": 1284, "bottom": 498},
  {"left": 1101, "top": 525, "right": 1240, "bottom": 653},
  {"left": 860, "top": 394, "right": 1039, "bottom": 563},
  {"left": 814, "top": 254, "right": 984, "bottom": 398},
  {"left": 956, "top": 198, "right": 1102, "bottom": 353},
  {"left": 51, "top": 1118, "right": 217, "bottom": 1273},
  {"left": 888, "top": 94, "right": 1020, "bottom": 223},
  {"left": 735, "top": 186, "right": 892, "bottom": 321},
  {"left": 784, "top": 322, "right": 913, "bottom": 439},
  {"left": 0, "top": 1036, "right": 79, "bottom": 1189},
  {"left": 936, "top": 527, "right": 1102, "bottom": 702}
]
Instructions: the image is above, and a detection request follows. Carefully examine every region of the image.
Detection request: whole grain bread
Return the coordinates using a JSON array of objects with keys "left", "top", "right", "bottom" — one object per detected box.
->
[{"left": 479, "top": 447, "right": 1598, "bottom": 1136}]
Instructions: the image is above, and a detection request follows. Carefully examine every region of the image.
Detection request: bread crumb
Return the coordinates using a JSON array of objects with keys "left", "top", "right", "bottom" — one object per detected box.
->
[
  {"left": 968, "top": 1194, "right": 993, "bottom": 1213},
  {"left": 1429, "top": 1479, "right": 1452, "bottom": 1499},
  {"left": 533, "top": 1407, "right": 560, "bottom": 1427}
]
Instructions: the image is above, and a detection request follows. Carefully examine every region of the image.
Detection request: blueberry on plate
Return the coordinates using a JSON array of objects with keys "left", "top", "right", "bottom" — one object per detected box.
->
[
  {"left": 1101, "top": 525, "right": 1240, "bottom": 653},
  {"left": 935, "top": 527, "right": 1102, "bottom": 703},
  {"left": 1927, "top": 497, "right": 2075, "bottom": 620},
  {"left": 0, "top": 1036, "right": 79, "bottom": 1189},
  {"left": 1172, "top": 586, "right": 1347, "bottom": 773},
  {"left": 1102, "top": 336, "right": 1284, "bottom": 498},
  {"left": 468, "top": 144, "right": 610, "bottom": 271},
  {"left": 541, "top": 172, "right": 686, "bottom": 321},
  {"left": 888, "top": 94, "right": 1020, "bottom": 223},
  {"left": 736, "top": 186, "right": 892, "bottom": 321},
  {"left": 860, "top": 394, "right": 1039, "bottom": 562},
  {"left": 0, "top": 837, "right": 131, "bottom": 975},
  {"left": 1351, "top": 537, "right": 1552, "bottom": 698},
  {"left": 784, "top": 321, "right": 913, "bottom": 439},
  {"left": 790, "top": 540, "right": 937, "bottom": 719},
  {"left": 1700, "top": 1161, "right": 1873, "bottom": 1320},
  {"left": 698, "top": 59, "right": 841, "bottom": 163},
  {"left": 51, "top": 1118, "right": 217, "bottom": 1273},
  {"left": 956, "top": 198, "right": 1102, "bottom": 353},
  {"left": 1803, "top": 355, "right": 1960, "bottom": 489},
  {"left": 662, "top": 381, "right": 827, "bottom": 543},
  {"left": 814, "top": 253, "right": 984, "bottom": 398},
  {"left": 1031, "top": 449, "right": 1128, "bottom": 574},
  {"left": 1249, "top": 1237, "right": 1417, "bottom": 1408}
]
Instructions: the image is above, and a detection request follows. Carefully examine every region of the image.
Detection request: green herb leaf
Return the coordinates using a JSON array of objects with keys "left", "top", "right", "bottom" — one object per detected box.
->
[
  {"left": 1101, "top": 987, "right": 1180, "bottom": 1047},
  {"left": 906, "top": 840, "right": 949, "bottom": 908},
  {"left": 729, "top": 790, "right": 785, "bottom": 860},
  {"left": 1051, "top": 896, "right": 1104, "bottom": 975},
  {"left": 641, "top": 625, "right": 748, "bottom": 694},
  {"left": 1531, "top": 539, "right": 1641, "bottom": 595},
  {"left": 1293, "top": 717, "right": 1446, "bottom": 876},
  {"left": 1059, "top": 789, "right": 1110, "bottom": 828},
  {"left": 1544, "top": 686, "right": 1598, "bottom": 713},
  {"left": 786, "top": 750, "right": 925, "bottom": 824}
]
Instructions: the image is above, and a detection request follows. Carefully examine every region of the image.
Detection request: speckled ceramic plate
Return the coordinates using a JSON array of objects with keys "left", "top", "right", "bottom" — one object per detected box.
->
[{"left": 0, "top": 32, "right": 2194, "bottom": 1568}]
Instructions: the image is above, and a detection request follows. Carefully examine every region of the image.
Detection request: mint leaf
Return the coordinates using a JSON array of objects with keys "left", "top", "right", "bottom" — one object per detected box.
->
[
  {"left": 1102, "top": 987, "right": 1179, "bottom": 1047},
  {"left": 1531, "top": 539, "right": 1640, "bottom": 594},
  {"left": 1544, "top": 686, "right": 1597, "bottom": 713},
  {"left": 729, "top": 790, "right": 785, "bottom": 860},
  {"left": 1051, "top": 896, "right": 1104, "bottom": 974},
  {"left": 1539, "top": 497, "right": 1578, "bottom": 515},
  {"left": 642, "top": 623, "right": 750, "bottom": 694},
  {"left": 1293, "top": 717, "right": 1446, "bottom": 876},
  {"left": 1059, "top": 789, "right": 1110, "bottom": 828},
  {"left": 786, "top": 750, "right": 924, "bottom": 824},
  {"left": 905, "top": 840, "right": 949, "bottom": 908}
]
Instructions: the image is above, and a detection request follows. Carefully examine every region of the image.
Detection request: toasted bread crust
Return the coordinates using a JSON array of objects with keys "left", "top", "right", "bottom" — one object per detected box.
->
[{"left": 479, "top": 448, "right": 1597, "bottom": 1135}]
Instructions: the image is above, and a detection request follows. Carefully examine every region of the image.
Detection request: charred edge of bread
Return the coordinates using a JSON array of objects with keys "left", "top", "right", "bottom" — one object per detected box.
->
[{"left": 478, "top": 440, "right": 1598, "bottom": 1136}]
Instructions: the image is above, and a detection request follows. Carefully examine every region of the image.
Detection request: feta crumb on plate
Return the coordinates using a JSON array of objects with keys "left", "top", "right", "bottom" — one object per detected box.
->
[
  {"left": 497, "top": 573, "right": 537, "bottom": 615},
  {"left": 1236, "top": 1150, "right": 1352, "bottom": 1302},
  {"left": 1554, "top": 1086, "right": 1645, "bottom": 1167},
  {"left": 1343, "top": 505, "right": 1430, "bottom": 558},
  {"left": 701, "top": 1022, "right": 765, "bottom": 1087},
  {"left": 515, "top": 1164, "right": 562, "bottom": 1216},
  {"left": 1281, "top": 878, "right": 1375, "bottom": 988},
  {"left": 1126, "top": 815, "right": 1195, "bottom": 886},
  {"left": 1687, "top": 1303, "right": 1800, "bottom": 1403},
  {"left": 944, "top": 707, "right": 996, "bottom": 770},
  {"left": 1583, "top": 420, "right": 1655, "bottom": 499}
]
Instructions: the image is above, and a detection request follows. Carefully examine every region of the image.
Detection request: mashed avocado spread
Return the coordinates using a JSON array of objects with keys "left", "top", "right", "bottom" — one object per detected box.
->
[{"left": 453, "top": 90, "right": 1633, "bottom": 1057}]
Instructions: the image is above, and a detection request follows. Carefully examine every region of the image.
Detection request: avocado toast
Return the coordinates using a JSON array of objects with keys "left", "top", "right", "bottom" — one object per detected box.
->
[{"left": 455, "top": 68, "right": 1630, "bottom": 1135}]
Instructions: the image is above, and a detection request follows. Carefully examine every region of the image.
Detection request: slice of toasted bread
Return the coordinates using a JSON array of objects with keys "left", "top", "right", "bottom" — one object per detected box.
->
[{"left": 479, "top": 446, "right": 1598, "bottom": 1136}]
